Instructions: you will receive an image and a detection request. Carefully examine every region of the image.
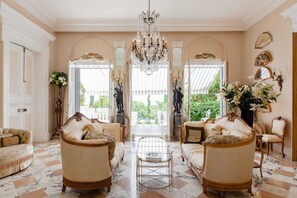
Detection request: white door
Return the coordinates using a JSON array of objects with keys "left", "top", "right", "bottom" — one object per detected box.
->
[{"left": 9, "top": 43, "right": 34, "bottom": 131}]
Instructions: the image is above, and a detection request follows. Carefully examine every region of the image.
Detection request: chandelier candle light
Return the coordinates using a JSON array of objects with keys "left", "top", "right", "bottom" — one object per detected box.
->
[{"left": 131, "top": 0, "right": 168, "bottom": 75}]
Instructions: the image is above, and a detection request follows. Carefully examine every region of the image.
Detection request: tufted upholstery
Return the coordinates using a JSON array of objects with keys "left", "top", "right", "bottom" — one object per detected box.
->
[
  {"left": 0, "top": 128, "right": 33, "bottom": 178},
  {"left": 179, "top": 115, "right": 256, "bottom": 194}
]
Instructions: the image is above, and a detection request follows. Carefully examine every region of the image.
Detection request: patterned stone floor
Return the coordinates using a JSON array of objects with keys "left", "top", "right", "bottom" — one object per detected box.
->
[{"left": 1, "top": 139, "right": 297, "bottom": 198}]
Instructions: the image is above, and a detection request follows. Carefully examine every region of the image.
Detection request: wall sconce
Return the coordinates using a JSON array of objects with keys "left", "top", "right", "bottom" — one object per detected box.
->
[
  {"left": 273, "top": 69, "right": 283, "bottom": 92},
  {"left": 171, "top": 67, "right": 183, "bottom": 82},
  {"left": 112, "top": 69, "right": 124, "bottom": 83}
]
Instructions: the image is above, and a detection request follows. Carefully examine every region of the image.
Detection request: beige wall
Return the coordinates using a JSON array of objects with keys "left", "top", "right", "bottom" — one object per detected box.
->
[
  {"left": 243, "top": 0, "right": 296, "bottom": 157},
  {"left": 54, "top": 31, "right": 243, "bottom": 136}
]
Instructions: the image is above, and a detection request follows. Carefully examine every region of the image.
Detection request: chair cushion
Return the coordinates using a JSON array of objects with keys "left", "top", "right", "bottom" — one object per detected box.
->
[
  {"left": 204, "top": 134, "right": 242, "bottom": 144},
  {"left": 181, "top": 143, "right": 204, "bottom": 160},
  {"left": 111, "top": 142, "right": 125, "bottom": 171},
  {"left": 82, "top": 123, "right": 103, "bottom": 134},
  {"left": 1, "top": 136, "right": 21, "bottom": 147},
  {"left": 184, "top": 125, "right": 204, "bottom": 144},
  {"left": 262, "top": 134, "right": 282, "bottom": 143}
]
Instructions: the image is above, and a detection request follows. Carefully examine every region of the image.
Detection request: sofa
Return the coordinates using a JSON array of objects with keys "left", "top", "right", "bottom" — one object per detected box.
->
[
  {"left": 179, "top": 114, "right": 256, "bottom": 194},
  {"left": 0, "top": 128, "right": 33, "bottom": 178},
  {"left": 60, "top": 112, "right": 125, "bottom": 192}
]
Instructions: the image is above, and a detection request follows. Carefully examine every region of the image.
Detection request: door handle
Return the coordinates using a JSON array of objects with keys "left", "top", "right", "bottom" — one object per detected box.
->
[{"left": 17, "top": 108, "right": 27, "bottom": 112}]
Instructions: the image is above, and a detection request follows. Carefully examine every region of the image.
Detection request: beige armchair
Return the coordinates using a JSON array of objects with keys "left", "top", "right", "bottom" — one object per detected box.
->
[
  {"left": 262, "top": 116, "right": 287, "bottom": 157},
  {"left": 60, "top": 112, "right": 125, "bottom": 192},
  {"left": 60, "top": 133, "right": 112, "bottom": 192}
]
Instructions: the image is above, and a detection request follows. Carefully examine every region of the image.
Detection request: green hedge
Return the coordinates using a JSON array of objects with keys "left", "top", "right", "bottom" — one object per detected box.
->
[{"left": 190, "top": 101, "right": 220, "bottom": 121}]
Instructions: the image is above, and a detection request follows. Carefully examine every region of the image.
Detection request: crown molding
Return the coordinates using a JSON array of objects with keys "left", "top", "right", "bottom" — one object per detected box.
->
[
  {"left": 14, "top": 0, "right": 56, "bottom": 29},
  {"left": 243, "top": 0, "right": 286, "bottom": 29},
  {"left": 281, "top": 3, "right": 297, "bottom": 32},
  {"left": 53, "top": 18, "right": 246, "bottom": 32}
]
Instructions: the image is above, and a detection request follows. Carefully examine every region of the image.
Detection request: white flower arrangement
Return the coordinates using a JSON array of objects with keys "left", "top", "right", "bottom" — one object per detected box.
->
[
  {"left": 218, "top": 79, "right": 280, "bottom": 111},
  {"left": 49, "top": 71, "right": 68, "bottom": 88}
]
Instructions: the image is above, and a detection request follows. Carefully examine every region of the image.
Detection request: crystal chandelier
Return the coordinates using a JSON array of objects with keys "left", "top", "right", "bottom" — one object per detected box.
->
[{"left": 131, "top": 0, "right": 168, "bottom": 75}]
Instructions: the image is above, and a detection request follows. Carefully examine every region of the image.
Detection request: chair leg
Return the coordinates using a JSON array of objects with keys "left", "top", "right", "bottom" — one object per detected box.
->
[
  {"left": 203, "top": 185, "right": 207, "bottom": 193},
  {"left": 181, "top": 155, "right": 184, "bottom": 162},
  {"left": 248, "top": 186, "right": 253, "bottom": 196},
  {"left": 62, "top": 184, "right": 66, "bottom": 192},
  {"left": 107, "top": 184, "right": 111, "bottom": 192},
  {"left": 282, "top": 143, "right": 285, "bottom": 158},
  {"left": 271, "top": 143, "right": 273, "bottom": 152},
  {"left": 267, "top": 143, "right": 270, "bottom": 156}
]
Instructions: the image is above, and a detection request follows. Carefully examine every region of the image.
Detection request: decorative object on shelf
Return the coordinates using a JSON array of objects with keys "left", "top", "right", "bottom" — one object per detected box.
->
[
  {"left": 254, "top": 51, "right": 273, "bottom": 66},
  {"left": 130, "top": 0, "right": 168, "bottom": 75},
  {"left": 195, "top": 53, "right": 216, "bottom": 60},
  {"left": 49, "top": 71, "right": 68, "bottom": 139},
  {"left": 255, "top": 32, "right": 273, "bottom": 49},
  {"left": 217, "top": 80, "right": 280, "bottom": 127},
  {"left": 254, "top": 66, "right": 272, "bottom": 80},
  {"left": 272, "top": 68, "right": 283, "bottom": 92}
]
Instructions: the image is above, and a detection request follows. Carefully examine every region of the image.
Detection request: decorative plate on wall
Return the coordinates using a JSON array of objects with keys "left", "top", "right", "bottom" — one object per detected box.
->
[
  {"left": 254, "top": 51, "right": 273, "bottom": 66},
  {"left": 255, "top": 32, "right": 273, "bottom": 49}
]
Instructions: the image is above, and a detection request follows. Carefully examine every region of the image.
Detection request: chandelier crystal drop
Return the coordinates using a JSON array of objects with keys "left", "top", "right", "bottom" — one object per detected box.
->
[{"left": 131, "top": 0, "right": 168, "bottom": 75}]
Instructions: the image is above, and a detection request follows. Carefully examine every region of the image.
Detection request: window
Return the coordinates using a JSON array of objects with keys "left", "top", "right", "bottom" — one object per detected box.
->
[
  {"left": 69, "top": 60, "right": 112, "bottom": 121},
  {"left": 184, "top": 60, "right": 226, "bottom": 121}
]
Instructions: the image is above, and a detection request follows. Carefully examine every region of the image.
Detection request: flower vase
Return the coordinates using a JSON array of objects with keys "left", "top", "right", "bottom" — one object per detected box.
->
[{"left": 240, "top": 108, "right": 254, "bottom": 127}]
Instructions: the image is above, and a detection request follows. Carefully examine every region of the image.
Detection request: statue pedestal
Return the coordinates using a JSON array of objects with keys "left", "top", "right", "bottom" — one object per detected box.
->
[
  {"left": 116, "top": 112, "right": 125, "bottom": 125},
  {"left": 173, "top": 112, "right": 182, "bottom": 140}
]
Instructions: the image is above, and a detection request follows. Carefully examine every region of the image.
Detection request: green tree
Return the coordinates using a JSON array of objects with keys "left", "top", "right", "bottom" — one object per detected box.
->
[
  {"left": 132, "top": 101, "right": 146, "bottom": 121},
  {"left": 93, "top": 96, "right": 109, "bottom": 108},
  {"left": 190, "top": 72, "right": 220, "bottom": 121}
]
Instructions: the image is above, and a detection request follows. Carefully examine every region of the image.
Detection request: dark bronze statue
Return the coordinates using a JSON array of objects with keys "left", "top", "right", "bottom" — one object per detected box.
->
[
  {"left": 113, "top": 81, "right": 124, "bottom": 113},
  {"left": 173, "top": 80, "right": 183, "bottom": 113}
]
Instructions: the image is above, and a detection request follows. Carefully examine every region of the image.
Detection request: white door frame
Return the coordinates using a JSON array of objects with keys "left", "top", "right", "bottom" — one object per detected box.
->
[{"left": 0, "top": 2, "right": 55, "bottom": 142}]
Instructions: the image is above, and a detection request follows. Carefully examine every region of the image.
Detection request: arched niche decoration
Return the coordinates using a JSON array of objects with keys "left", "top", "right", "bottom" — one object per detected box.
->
[
  {"left": 69, "top": 37, "right": 114, "bottom": 62},
  {"left": 184, "top": 37, "right": 228, "bottom": 61}
]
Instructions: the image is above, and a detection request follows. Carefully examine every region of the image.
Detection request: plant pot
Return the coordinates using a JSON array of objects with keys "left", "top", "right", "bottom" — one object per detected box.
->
[{"left": 240, "top": 108, "right": 254, "bottom": 127}]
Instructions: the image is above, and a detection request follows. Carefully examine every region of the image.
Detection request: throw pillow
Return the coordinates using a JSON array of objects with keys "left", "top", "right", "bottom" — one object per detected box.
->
[
  {"left": 1, "top": 135, "right": 21, "bottom": 147},
  {"left": 184, "top": 126, "right": 204, "bottom": 144},
  {"left": 84, "top": 133, "right": 116, "bottom": 160},
  {"left": 204, "top": 134, "right": 242, "bottom": 144},
  {"left": 82, "top": 123, "right": 103, "bottom": 134}
]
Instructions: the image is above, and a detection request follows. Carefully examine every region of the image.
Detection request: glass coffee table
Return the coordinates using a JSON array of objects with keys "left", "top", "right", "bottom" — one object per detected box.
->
[{"left": 136, "top": 136, "right": 173, "bottom": 189}]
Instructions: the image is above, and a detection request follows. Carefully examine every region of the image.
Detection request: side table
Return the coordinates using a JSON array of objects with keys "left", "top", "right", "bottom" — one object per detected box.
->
[{"left": 254, "top": 134, "right": 263, "bottom": 177}]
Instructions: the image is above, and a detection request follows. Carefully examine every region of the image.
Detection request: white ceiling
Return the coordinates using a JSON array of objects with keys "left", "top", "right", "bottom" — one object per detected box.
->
[{"left": 14, "top": 0, "right": 286, "bottom": 32}]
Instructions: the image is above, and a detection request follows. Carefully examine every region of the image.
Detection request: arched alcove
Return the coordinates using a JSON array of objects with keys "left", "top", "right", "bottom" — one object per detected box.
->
[
  {"left": 184, "top": 37, "right": 228, "bottom": 60},
  {"left": 69, "top": 37, "right": 114, "bottom": 61}
]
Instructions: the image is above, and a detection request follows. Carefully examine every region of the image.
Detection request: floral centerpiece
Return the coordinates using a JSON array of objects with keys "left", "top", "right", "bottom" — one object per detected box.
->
[
  {"left": 49, "top": 71, "right": 68, "bottom": 88},
  {"left": 217, "top": 80, "right": 280, "bottom": 126}
]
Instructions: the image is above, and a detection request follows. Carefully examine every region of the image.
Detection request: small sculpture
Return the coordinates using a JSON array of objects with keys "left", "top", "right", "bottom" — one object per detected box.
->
[
  {"left": 113, "top": 81, "right": 124, "bottom": 113},
  {"left": 173, "top": 80, "right": 184, "bottom": 113}
]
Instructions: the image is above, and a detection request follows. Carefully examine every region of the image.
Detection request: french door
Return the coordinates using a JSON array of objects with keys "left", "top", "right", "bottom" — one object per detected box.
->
[{"left": 8, "top": 43, "right": 34, "bottom": 130}]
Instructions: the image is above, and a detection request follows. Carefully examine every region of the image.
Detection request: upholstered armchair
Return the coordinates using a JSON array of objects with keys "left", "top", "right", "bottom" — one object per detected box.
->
[
  {"left": 60, "top": 133, "right": 112, "bottom": 192},
  {"left": 60, "top": 112, "right": 125, "bottom": 192},
  {"left": 262, "top": 116, "right": 287, "bottom": 157}
]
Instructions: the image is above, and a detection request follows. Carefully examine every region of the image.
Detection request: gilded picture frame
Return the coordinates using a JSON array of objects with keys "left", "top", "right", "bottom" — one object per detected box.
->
[
  {"left": 255, "top": 32, "right": 273, "bottom": 49},
  {"left": 254, "top": 51, "right": 273, "bottom": 66}
]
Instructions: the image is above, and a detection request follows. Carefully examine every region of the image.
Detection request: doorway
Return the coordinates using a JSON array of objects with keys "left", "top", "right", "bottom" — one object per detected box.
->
[{"left": 130, "top": 64, "right": 169, "bottom": 137}]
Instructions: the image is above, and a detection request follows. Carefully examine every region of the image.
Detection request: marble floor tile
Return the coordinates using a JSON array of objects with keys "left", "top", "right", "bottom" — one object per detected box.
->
[{"left": 1, "top": 139, "right": 297, "bottom": 198}]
